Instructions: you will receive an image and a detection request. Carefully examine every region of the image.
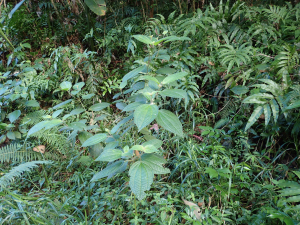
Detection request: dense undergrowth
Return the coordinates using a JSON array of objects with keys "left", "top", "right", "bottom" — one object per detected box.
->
[{"left": 1, "top": 0, "right": 300, "bottom": 224}]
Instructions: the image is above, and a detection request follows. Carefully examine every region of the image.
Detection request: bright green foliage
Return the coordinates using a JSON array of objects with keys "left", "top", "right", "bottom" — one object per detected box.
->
[{"left": 134, "top": 104, "right": 158, "bottom": 131}]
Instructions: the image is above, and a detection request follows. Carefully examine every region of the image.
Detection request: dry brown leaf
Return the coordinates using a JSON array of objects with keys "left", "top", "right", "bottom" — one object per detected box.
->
[
  {"left": 182, "top": 198, "right": 201, "bottom": 220},
  {"left": 150, "top": 124, "right": 159, "bottom": 132},
  {"left": 33, "top": 145, "right": 46, "bottom": 154}
]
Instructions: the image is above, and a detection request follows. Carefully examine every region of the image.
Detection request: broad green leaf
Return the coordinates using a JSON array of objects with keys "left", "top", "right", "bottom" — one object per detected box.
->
[
  {"left": 286, "top": 195, "right": 300, "bottom": 203},
  {"left": 82, "top": 93, "right": 95, "bottom": 99},
  {"left": 85, "top": 0, "right": 106, "bottom": 16},
  {"left": 14, "top": 131, "right": 21, "bottom": 139},
  {"left": 89, "top": 102, "right": 110, "bottom": 111},
  {"left": 122, "top": 102, "right": 143, "bottom": 112},
  {"left": 162, "top": 72, "right": 188, "bottom": 84},
  {"left": 137, "top": 75, "right": 160, "bottom": 84},
  {"left": 27, "top": 121, "right": 49, "bottom": 136},
  {"left": 7, "top": 131, "right": 15, "bottom": 140},
  {"left": 52, "top": 109, "right": 64, "bottom": 118},
  {"left": 73, "top": 82, "right": 85, "bottom": 90},
  {"left": 25, "top": 100, "right": 40, "bottom": 107},
  {"left": 141, "top": 153, "right": 169, "bottom": 174},
  {"left": 205, "top": 167, "right": 218, "bottom": 178},
  {"left": 142, "top": 139, "right": 163, "bottom": 149},
  {"left": 120, "top": 65, "right": 147, "bottom": 89},
  {"left": 144, "top": 145, "right": 158, "bottom": 153},
  {"left": 156, "top": 110, "right": 183, "bottom": 137},
  {"left": 129, "top": 161, "right": 154, "bottom": 200},
  {"left": 279, "top": 188, "right": 300, "bottom": 197},
  {"left": 225, "top": 77, "right": 234, "bottom": 89},
  {"left": 111, "top": 115, "right": 133, "bottom": 134},
  {"left": 82, "top": 133, "right": 107, "bottom": 147},
  {"left": 95, "top": 149, "right": 123, "bottom": 162},
  {"left": 132, "top": 35, "right": 153, "bottom": 45},
  {"left": 78, "top": 131, "right": 93, "bottom": 145},
  {"left": 131, "top": 145, "right": 145, "bottom": 151},
  {"left": 231, "top": 85, "right": 249, "bottom": 95},
  {"left": 245, "top": 106, "right": 264, "bottom": 131},
  {"left": 91, "top": 160, "right": 127, "bottom": 181},
  {"left": 8, "top": 110, "right": 21, "bottom": 123},
  {"left": 53, "top": 99, "right": 73, "bottom": 109},
  {"left": 293, "top": 171, "right": 300, "bottom": 179},
  {"left": 68, "top": 122, "right": 87, "bottom": 130},
  {"left": 141, "top": 153, "right": 166, "bottom": 165},
  {"left": 134, "top": 104, "right": 158, "bottom": 131},
  {"left": 60, "top": 81, "right": 72, "bottom": 91},
  {"left": 156, "top": 67, "right": 176, "bottom": 74},
  {"left": 44, "top": 119, "right": 62, "bottom": 130},
  {"left": 70, "top": 108, "right": 85, "bottom": 115},
  {"left": 159, "top": 89, "right": 187, "bottom": 99}
]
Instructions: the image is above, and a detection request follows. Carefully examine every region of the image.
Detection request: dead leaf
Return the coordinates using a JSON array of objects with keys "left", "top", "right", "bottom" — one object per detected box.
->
[
  {"left": 182, "top": 198, "right": 201, "bottom": 220},
  {"left": 33, "top": 145, "right": 46, "bottom": 154},
  {"left": 150, "top": 124, "right": 159, "bottom": 132}
]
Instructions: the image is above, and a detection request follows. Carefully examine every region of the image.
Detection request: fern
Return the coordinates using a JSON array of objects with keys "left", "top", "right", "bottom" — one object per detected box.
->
[
  {"left": 219, "top": 43, "right": 253, "bottom": 74},
  {"left": 0, "top": 144, "right": 42, "bottom": 163},
  {"left": 263, "top": 5, "right": 290, "bottom": 25},
  {"left": 31, "top": 128, "right": 71, "bottom": 156},
  {"left": 0, "top": 161, "right": 53, "bottom": 190}
]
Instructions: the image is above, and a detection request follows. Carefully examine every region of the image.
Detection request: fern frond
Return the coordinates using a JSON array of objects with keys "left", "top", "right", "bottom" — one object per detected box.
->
[
  {"left": 0, "top": 161, "right": 53, "bottom": 190},
  {"left": 31, "top": 128, "right": 71, "bottom": 156},
  {"left": 0, "top": 144, "right": 42, "bottom": 163}
]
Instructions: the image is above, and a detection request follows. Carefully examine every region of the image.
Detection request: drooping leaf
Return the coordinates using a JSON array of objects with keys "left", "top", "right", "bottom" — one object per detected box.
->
[
  {"left": 89, "top": 102, "right": 110, "bottom": 111},
  {"left": 122, "top": 102, "right": 143, "bottom": 112},
  {"left": 134, "top": 104, "right": 158, "bottom": 131},
  {"left": 129, "top": 161, "right": 154, "bottom": 200},
  {"left": 82, "top": 133, "right": 107, "bottom": 147},
  {"left": 286, "top": 100, "right": 300, "bottom": 110},
  {"left": 132, "top": 35, "right": 153, "bottom": 45},
  {"left": 53, "top": 99, "right": 73, "bottom": 109},
  {"left": 161, "top": 72, "right": 188, "bottom": 84},
  {"left": 159, "top": 89, "right": 187, "bottom": 99},
  {"left": 52, "top": 109, "right": 64, "bottom": 118},
  {"left": 95, "top": 149, "right": 123, "bottom": 162},
  {"left": 91, "top": 160, "right": 127, "bottom": 181},
  {"left": 270, "top": 99, "right": 279, "bottom": 122},
  {"left": 156, "top": 110, "right": 183, "bottom": 137},
  {"left": 264, "top": 104, "right": 271, "bottom": 126},
  {"left": 120, "top": 65, "right": 147, "bottom": 89},
  {"left": 27, "top": 121, "right": 49, "bottom": 136},
  {"left": 244, "top": 106, "right": 264, "bottom": 131},
  {"left": 43, "top": 119, "right": 62, "bottom": 130}
]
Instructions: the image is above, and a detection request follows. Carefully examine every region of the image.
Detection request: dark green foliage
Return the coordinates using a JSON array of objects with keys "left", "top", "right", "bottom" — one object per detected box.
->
[{"left": 1, "top": 0, "right": 300, "bottom": 224}]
